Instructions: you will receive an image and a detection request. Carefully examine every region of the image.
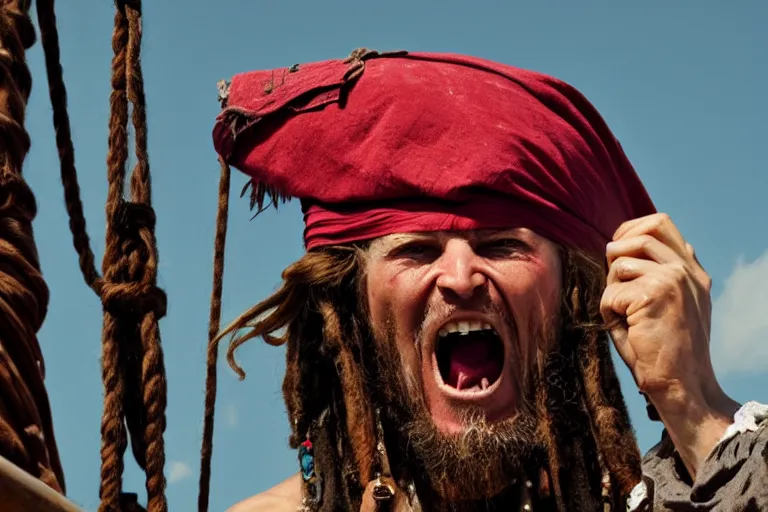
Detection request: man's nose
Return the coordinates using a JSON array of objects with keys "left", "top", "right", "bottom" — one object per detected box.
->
[{"left": 435, "top": 239, "right": 487, "bottom": 300}]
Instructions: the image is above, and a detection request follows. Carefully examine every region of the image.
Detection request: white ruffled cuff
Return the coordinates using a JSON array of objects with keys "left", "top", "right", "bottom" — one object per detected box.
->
[
  {"left": 720, "top": 400, "right": 768, "bottom": 442},
  {"left": 626, "top": 480, "right": 648, "bottom": 511}
]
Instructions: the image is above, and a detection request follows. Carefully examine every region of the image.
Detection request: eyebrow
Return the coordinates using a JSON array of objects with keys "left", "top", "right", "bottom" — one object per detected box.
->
[
  {"left": 374, "top": 229, "right": 529, "bottom": 257},
  {"left": 385, "top": 229, "right": 525, "bottom": 243},
  {"left": 374, "top": 233, "right": 435, "bottom": 257}
]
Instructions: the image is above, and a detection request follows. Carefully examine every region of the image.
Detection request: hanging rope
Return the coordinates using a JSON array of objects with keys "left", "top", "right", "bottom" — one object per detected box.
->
[
  {"left": 0, "top": 0, "right": 66, "bottom": 495},
  {"left": 198, "top": 157, "right": 231, "bottom": 512},
  {"left": 98, "top": 1, "right": 169, "bottom": 509},
  {"left": 35, "top": 0, "right": 101, "bottom": 294},
  {"left": 33, "top": 0, "right": 169, "bottom": 509}
]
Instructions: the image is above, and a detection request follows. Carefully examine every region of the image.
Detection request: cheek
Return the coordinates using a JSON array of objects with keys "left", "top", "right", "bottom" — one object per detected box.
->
[
  {"left": 503, "top": 259, "right": 559, "bottom": 299},
  {"left": 532, "top": 263, "right": 561, "bottom": 308},
  {"left": 498, "top": 259, "right": 561, "bottom": 332},
  {"left": 368, "top": 266, "right": 421, "bottom": 325},
  {"left": 366, "top": 267, "right": 424, "bottom": 372},
  {"left": 496, "top": 259, "right": 560, "bottom": 379},
  {"left": 366, "top": 268, "right": 397, "bottom": 329}
]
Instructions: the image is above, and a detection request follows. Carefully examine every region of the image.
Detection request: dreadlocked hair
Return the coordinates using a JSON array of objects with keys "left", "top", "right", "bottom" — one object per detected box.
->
[
  {"left": 568, "top": 250, "right": 644, "bottom": 498},
  {"left": 533, "top": 248, "right": 643, "bottom": 511},
  {"left": 202, "top": 247, "right": 372, "bottom": 511},
  {"left": 205, "top": 241, "right": 643, "bottom": 511}
]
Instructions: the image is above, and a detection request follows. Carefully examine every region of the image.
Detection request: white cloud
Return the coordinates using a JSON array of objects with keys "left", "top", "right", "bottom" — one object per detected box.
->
[
  {"left": 168, "top": 461, "right": 192, "bottom": 484},
  {"left": 711, "top": 249, "right": 768, "bottom": 375},
  {"left": 224, "top": 403, "right": 238, "bottom": 428}
]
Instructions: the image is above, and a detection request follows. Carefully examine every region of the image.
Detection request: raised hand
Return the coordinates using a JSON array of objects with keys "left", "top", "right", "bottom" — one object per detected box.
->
[{"left": 600, "top": 213, "right": 738, "bottom": 477}]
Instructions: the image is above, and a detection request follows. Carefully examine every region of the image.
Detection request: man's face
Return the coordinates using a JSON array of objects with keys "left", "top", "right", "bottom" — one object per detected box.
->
[{"left": 365, "top": 228, "right": 562, "bottom": 434}]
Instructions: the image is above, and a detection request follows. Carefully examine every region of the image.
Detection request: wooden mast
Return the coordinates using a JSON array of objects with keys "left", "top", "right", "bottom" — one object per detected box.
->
[{"left": 0, "top": 455, "right": 83, "bottom": 512}]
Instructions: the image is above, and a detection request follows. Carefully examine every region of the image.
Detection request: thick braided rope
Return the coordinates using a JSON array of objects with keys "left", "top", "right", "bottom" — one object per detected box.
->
[
  {"left": 99, "top": 1, "right": 169, "bottom": 510},
  {"left": 0, "top": 0, "right": 65, "bottom": 494},
  {"left": 124, "top": 3, "right": 168, "bottom": 510},
  {"left": 97, "top": 5, "right": 131, "bottom": 509}
]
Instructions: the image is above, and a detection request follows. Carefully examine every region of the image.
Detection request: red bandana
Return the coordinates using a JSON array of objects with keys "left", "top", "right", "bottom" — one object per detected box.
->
[{"left": 213, "top": 49, "right": 655, "bottom": 258}]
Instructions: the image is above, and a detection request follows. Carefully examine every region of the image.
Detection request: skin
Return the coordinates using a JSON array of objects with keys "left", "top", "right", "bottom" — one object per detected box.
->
[
  {"left": 226, "top": 474, "right": 301, "bottom": 512},
  {"left": 230, "top": 214, "right": 738, "bottom": 511},
  {"left": 365, "top": 228, "right": 561, "bottom": 434}
]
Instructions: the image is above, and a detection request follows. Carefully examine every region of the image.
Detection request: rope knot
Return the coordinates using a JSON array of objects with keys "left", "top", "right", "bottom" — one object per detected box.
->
[
  {"left": 101, "top": 281, "right": 167, "bottom": 319},
  {"left": 119, "top": 493, "right": 147, "bottom": 512},
  {"left": 113, "top": 201, "right": 156, "bottom": 236}
]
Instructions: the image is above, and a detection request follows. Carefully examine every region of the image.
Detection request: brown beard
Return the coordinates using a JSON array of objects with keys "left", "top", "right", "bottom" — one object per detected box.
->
[{"left": 368, "top": 301, "right": 556, "bottom": 506}]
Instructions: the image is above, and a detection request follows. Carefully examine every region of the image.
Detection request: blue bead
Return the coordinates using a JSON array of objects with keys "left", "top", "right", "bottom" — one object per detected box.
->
[{"left": 298, "top": 445, "right": 315, "bottom": 481}]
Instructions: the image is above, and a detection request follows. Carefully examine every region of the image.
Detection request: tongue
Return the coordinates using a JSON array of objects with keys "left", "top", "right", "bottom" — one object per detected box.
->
[{"left": 447, "top": 337, "right": 502, "bottom": 391}]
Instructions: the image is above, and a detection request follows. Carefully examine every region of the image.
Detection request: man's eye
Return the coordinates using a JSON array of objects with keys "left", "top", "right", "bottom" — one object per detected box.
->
[
  {"left": 478, "top": 239, "right": 529, "bottom": 257},
  {"left": 391, "top": 242, "right": 440, "bottom": 261}
]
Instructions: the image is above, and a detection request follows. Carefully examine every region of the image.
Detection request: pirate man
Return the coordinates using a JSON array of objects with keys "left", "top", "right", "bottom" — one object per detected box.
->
[{"left": 211, "top": 50, "right": 768, "bottom": 511}]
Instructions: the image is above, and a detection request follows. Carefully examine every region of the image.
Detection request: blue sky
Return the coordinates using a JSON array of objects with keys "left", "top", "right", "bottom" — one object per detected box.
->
[{"left": 22, "top": 1, "right": 766, "bottom": 511}]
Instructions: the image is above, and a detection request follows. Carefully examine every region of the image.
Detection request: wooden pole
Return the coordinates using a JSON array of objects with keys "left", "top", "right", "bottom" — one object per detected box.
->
[{"left": 0, "top": 455, "right": 84, "bottom": 512}]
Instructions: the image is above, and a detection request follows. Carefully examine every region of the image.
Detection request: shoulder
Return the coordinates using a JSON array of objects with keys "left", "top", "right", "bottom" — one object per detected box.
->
[{"left": 227, "top": 473, "right": 303, "bottom": 512}]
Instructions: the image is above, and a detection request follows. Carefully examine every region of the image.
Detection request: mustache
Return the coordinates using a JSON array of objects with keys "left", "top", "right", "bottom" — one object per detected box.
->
[
  {"left": 409, "top": 299, "right": 551, "bottom": 421},
  {"left": 413, "top": 301, "right": 515, "bottom": 347}
]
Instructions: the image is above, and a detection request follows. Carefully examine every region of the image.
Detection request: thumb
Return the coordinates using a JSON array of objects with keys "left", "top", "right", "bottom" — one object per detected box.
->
[{"left": 600, "top": 284, "right": 633, "bottom": 366}]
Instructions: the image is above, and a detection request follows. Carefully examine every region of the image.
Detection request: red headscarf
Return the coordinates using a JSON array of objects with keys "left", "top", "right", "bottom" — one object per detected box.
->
[{"left": 213, "top": 49, "right": 655, "bottom": 258}]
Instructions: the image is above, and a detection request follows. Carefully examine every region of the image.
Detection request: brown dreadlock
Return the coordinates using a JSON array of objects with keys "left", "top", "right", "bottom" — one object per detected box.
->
[
  {"left": 199, "top": 177, "right": 644, "bottom": 511},
  {"left": 33, "top": 0, "right": 169, "bottom": 510}
]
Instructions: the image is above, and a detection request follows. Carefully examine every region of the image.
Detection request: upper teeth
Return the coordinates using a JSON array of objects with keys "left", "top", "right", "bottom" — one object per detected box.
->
[{"left": 438, "top": 321, "right": 494, "bottom": 337}]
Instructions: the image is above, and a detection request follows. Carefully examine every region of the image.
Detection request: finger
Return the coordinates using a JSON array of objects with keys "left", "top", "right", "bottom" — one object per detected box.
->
[
  {"left": 685, "top": 242, "right": 713, "bottom": 292},
  {"left": 600, "top": 281, "right": 635, "bottom": 323},
  {"left": 606, "top": 256, "right": 660, "bottom": 284},
  {"left": 606, "top": 234, "right": 682, "bottom": 266},
  {"left": 599, "top": 283, "right": 634, "bottom": 362},
  {"left": 613, "top": 213, "right": 688, "bottom": 260},
  {"left": 685, "top": 242, "right": 698, "bottom": 262},
  {"left": 615, "top": 214, "right": 712, "bottom": 292},
  {"left": 600, "top": 275, "right": 662, "bottom": 322}
]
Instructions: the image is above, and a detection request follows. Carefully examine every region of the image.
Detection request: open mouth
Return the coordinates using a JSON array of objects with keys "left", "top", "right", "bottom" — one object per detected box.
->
[{"left": 435, "top": 320, "right": 505, "bottom": 393}]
